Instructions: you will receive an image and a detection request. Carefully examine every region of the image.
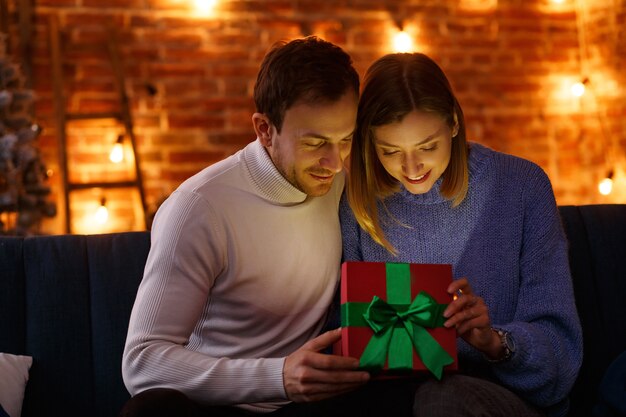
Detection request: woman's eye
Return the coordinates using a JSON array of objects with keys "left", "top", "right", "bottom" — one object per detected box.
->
[
  {"left": 382, "top": 150, "right": 399, "bottom": 156},
  {"left": 422, "top": 144, "right": 438, "bottom": 152}
]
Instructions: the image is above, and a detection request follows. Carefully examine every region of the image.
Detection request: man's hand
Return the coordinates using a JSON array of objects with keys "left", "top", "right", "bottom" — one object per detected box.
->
[{"left": 283, "top": 328, "right": 370, "bottom": 402}]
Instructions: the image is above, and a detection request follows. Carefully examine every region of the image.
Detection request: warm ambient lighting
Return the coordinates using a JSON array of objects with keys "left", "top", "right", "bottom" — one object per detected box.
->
[
  {"left": 598, "top": 171, "right": 614, "bottom": 196},
  {"left": 570, "top": 78, "right": 589, "bottom": 98},
  {"left": 570, "top": 82, "right": 586, "bottom": 97},
  {"left": 393, "top": 31, "right": 413, "bottom": 53},
  {"left": 109, "top": 135, "right": 124, "bottom": 164},
  {"left": 193, "top": 0, "right": 217, "bottom": 14},
  {"left": 95, "top": 197, "right": 109, "bottom": 224}
]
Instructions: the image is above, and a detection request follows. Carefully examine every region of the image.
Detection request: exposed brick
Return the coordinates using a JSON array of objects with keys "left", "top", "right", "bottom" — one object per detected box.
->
[
  {"left": 169, "top": 150, "right": 224, "bottom": 164},
  {"left": 148, "top": 63, "right": 207, "bottom": 78},
  {"left": 8, "top": 0, "right": 626, "bottom": 235},
  {"left": 167, "top": 114, "right": 225, "bottom": 129}
]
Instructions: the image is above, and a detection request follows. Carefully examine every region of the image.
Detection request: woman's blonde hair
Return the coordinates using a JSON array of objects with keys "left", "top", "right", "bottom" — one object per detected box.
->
[{"left": 347, "top": 53, "right": 469, "bottom": 255}]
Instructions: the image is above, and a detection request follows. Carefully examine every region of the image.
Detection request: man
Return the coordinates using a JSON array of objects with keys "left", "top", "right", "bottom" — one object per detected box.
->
[{"left": 120, "top": 36, "right": 373, "bottom": 416}]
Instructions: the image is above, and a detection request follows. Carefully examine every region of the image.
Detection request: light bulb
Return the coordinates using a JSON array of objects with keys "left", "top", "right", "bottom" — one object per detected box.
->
[
  {"left": 598, "top": 177, "right": 613, "bottom": 196},
  {"left": 95, "top": 198, "right": 109, "bottom": 224},
  {"left": 193, "top": 0, "right": 217, "bottom": 13},
  {"left": 393, "top": 31, "right": 413, "bottom": 53},
  {"left": 570, "top": 82, "right": 586, "bottom": 97},
  {"left": 109, "top": 142, "right": 124, "bottom": 163}
]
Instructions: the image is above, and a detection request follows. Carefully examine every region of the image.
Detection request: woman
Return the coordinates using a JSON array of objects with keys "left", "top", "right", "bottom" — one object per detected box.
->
[{"left": 340, "top": 53, "right": 582, "bottom": 417}]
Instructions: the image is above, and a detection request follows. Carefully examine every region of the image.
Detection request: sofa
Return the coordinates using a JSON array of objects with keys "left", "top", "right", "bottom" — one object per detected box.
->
[{"left": 0, "top": 204, "right": 625, "bottom": 417}]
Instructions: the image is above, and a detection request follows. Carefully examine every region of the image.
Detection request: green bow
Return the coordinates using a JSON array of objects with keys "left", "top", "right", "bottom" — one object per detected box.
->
[{"left": 359, "top": 292, "right": 454, "bottom": 380}]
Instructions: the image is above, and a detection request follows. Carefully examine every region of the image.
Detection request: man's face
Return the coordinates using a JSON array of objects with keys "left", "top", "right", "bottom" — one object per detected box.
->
[{"left": 256, "top": 91, "right": 358, "bottom": 197}]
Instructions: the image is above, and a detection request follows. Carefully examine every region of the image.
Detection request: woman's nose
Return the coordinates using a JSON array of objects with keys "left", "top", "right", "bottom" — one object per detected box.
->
[{"left": 402, "top": 152, "right": 423, "bottom": 177}]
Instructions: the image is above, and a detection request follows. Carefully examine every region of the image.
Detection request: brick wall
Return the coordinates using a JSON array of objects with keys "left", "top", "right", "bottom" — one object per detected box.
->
[{"left": 6, "top": 0, "right": 626, "bottom": 234}]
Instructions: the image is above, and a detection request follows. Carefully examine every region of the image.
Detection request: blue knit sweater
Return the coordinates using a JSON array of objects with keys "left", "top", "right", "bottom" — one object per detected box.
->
[{"left": 339, "top": 143, "right": 583, "bottom": 412}]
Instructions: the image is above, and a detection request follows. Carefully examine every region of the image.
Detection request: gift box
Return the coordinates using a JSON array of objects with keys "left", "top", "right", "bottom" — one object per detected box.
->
[{"left": 335, "top": 261, "right": 458, "bottom": 379}]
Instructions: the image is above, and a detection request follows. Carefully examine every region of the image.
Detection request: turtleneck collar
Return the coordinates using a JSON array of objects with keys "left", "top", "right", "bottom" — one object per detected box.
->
[
  {"left": 395, "top": 142, "right": 489, "bottom": 205},
  {"left": 242, "top": 139, "right": 308, "bottom": 205}
]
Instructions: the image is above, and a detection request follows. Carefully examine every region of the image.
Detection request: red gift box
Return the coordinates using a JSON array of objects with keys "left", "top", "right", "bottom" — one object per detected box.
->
[{"left": 335, "top": 261, "right": 458, "bottom": 379}]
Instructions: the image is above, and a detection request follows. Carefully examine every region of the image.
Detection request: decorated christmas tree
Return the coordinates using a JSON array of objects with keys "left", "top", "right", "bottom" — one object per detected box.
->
[{"left": 0, "top": 33, "right": 56, "bottom": 235}]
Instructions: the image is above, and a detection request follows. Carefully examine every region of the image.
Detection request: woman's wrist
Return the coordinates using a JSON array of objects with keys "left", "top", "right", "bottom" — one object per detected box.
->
[
  {"left": 484, "top": 328, "right": 515, "bottom": 363},
  {"left": 484, "top": 328, "right": 505, "bottom": 359}
]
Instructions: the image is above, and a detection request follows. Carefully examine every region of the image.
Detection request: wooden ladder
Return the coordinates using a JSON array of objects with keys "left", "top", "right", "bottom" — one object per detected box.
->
[{"left": 49, "top": 14, "right": 147, "bottom": 233}]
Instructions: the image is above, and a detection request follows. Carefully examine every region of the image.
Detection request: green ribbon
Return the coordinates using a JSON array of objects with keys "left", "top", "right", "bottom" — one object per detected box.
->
[{"left": 341, "top": 263, "right": 454, "bottom": 380}]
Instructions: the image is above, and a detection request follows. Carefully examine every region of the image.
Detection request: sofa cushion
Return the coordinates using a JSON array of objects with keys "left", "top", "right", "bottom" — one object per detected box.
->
[
  {"left": 18, "top": 232, "right": 151, "bottom": 417},
  {"left": 21, "top": 234, "right": 94, "bottom": 417},
  {"left": 0, "top": 352, "right": 32, "bottom": 417},
  {"left": 0, "top": 238, "right": 26, "bottom": 355},
  {"left": 87, "top": 232, "right": 151, "bottom": 417}
]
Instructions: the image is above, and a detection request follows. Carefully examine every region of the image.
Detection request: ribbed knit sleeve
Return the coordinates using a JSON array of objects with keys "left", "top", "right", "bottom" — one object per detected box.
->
[
  {"left": 122, "top": 189, "right": 287, "bottom": 409},
  {"left": 489, "top": 162, "right": 583, "bottom": 409}
]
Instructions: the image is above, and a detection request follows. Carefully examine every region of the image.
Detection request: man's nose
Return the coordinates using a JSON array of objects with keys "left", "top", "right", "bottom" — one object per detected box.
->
[{"left": 319, "top": 144, "right": 343, "bottom": 173}]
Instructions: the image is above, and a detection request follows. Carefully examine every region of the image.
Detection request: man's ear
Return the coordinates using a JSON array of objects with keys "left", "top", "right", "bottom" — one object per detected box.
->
[{"left": 252, "top": 113, "right": 273, "bottom": 146}]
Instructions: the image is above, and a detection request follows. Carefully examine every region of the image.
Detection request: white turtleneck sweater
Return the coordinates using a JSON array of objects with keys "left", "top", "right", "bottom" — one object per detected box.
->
[{"left": 122, "top": 139, "right": 345, "bottom": 412}]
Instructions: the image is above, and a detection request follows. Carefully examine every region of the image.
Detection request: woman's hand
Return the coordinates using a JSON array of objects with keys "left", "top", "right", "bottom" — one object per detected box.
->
[{"left": 443, "top": 278, "right": 503, "bottom": 359}]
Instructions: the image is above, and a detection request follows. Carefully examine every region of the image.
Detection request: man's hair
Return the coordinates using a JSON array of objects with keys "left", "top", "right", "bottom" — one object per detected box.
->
[{"left": 253, "top": 36, "right": 359, "bottom": 133}]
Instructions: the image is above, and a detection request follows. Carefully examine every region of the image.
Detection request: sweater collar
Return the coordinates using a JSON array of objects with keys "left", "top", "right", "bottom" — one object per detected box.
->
[
  {"left": 397, "top": 142, "right": 488, "bottom": 205},
  {"left": 243, "top": 139, "right": 308, "bottom": 205}
]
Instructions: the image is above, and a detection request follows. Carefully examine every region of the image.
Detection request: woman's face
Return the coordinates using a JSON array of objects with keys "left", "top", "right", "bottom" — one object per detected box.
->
[{"left": 372, "top": 110, "right": 456, "bottom": 195}]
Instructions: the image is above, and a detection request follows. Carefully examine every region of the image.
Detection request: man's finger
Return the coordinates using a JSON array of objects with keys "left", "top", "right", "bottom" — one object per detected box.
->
[{"left": 301, "top": 328, "right": 342, "bottom": 352}]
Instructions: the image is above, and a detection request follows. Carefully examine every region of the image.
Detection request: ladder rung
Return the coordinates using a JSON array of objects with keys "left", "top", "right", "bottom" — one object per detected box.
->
[
  {"left": 66, "top": 111, "right": 122, "bottom": 121},
  {"left": 68, "top": 181, "right": 141, "bottom": 191}
]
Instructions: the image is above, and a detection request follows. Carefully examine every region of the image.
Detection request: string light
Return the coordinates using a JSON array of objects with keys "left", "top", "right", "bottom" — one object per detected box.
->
[
  {"left": 193, "top": 0, "right": 217, "bottom": 14},
  {"left": 598, "top": 171, "right": 614, "bottom": 196},
  {"left": 570, "top": 77, "right": 589, "bottom": 98},
  {"left": 95, "top": 197, "right": 109, "bottom": 224},
  {"left": 109, "top": 135, "right": 124, "bottom": 164},
  {"left": 393, "top": 30, "right": 413, "bottom": 53}
]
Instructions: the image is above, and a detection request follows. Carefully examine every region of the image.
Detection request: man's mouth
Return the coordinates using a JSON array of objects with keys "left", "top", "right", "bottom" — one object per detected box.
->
[{"left": 310, "top": 172, "right": 334, "bottom": 183}]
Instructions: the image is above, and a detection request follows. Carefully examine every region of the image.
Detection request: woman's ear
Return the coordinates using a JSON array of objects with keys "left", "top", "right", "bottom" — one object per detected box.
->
[
  {"left": 252, "top": 113, "right": 273, "bottom": 146},
  {"left": 452, "top": 112, "right": 460, "bottom": 138}
]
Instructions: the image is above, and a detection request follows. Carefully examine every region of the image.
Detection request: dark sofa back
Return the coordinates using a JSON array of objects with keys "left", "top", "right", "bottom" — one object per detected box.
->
[
  {"left": 1, "top": 205, "right": 625, "bottom": 417},
  {"left": 0, "top": 232, "right": 151, "bottom": 417},
  {"left": 559, "top": 205, "right": 626, "bottom": 417}
]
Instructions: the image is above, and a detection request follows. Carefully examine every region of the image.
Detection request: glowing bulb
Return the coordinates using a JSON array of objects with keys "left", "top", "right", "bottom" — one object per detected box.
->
[
  {"left": 109, "top": 142, "right": 124, "bottom": 163},
  {"left": 193, "top": 0, "right": 217, "bottom": 14},
  {"left": 95, "top": 198, "right": 109, "bottom": 224},
  {"left": 393, "top": 31, "right": 413, "bottom": 53},
  {"left": 570, "top": 81, "right": 586, "bottom": 97},
  {"left": 598, "top": 177, "right": 613, "bottom": 196}
]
